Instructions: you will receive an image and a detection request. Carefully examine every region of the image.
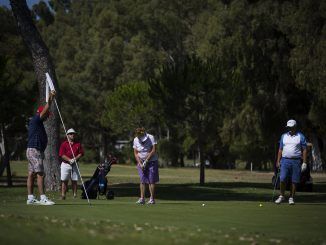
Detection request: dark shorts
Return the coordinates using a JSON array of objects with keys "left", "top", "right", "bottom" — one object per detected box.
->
[
  {"left": 280, "top": 158, "right": 301, "bottom": 183},
  {"left": 137, "top": 160, "right": 159, "bottom": 184},
  {"left": 26, "top": 148, "right": 44, "bottom": 173}
]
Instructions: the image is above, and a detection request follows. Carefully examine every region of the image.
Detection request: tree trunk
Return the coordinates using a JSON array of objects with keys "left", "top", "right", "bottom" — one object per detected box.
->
[
  {"left": 0, "top": 124, "right": 12, "bottom": 186},
  {"left": 10, "top": 0, "right": 60, "bottom": 190},
  {"left": 310, "top": 133, "right": 323, "bottom": 172}
]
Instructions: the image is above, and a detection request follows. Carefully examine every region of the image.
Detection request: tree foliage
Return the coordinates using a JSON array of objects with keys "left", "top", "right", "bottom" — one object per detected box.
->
[{"left": 1, "top": 0, "right": 325, "bottom": 173}]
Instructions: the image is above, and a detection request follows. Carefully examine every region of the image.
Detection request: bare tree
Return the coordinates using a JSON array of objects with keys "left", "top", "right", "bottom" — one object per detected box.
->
[{"left": 10, "top": 0, "right": 60, "bottom": 190}]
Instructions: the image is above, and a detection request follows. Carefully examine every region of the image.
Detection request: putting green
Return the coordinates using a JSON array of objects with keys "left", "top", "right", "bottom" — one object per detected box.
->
[{"left": 0, "top": 163, "right": 325, "bottom": 244}]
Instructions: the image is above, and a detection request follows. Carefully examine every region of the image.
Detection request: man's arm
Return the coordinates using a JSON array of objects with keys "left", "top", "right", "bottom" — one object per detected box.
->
[
  {"left": 40, "top": 91, "right": 55, "bottom": 119},
  {"left": 74, "top": 153, "right": 83, "bottom": 162},
  {"left": 61, "top": 154, "right": 71, "bottom": 163},
  {"left": 302, "top": 148, "right": 307, "bottom": 164},
  {"left": 276, "top": 149, "right": 282, "bottom": 168},
  {"left": 144, "top": 144, "right": 156, "bottom": 163},
  {"left": 134, "top": 149, "right": 142, "bottom": 166},
  {"left": 73, "top": 143, "right": 84, "bottom": 162}
]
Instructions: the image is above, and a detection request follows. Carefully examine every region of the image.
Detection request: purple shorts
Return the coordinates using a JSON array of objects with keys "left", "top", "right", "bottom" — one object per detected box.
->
[{"left": 137, "top": 160, "right": 159, "bottom": 184}]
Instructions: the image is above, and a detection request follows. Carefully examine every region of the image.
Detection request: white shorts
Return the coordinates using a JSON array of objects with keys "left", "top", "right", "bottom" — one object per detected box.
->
[{"left": 60, "top": 162, "right": 79, "bottom": 181}]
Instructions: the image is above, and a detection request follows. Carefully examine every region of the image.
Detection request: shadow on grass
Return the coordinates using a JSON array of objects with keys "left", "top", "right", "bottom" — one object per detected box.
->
[
  {"left": 109, "top": 182, "right": 326, "bottom": 203},
  {"left": 1, "top": 177, "right": 326, "bottom": 203}
]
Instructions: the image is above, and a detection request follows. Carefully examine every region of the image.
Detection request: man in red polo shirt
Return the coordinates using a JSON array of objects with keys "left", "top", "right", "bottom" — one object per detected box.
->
[{"left": 59, "top": 128, "right": 84, "bottom": 199}]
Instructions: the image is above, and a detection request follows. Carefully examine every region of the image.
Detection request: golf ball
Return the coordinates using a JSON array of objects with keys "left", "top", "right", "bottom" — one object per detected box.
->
[
  {"left": 202, "top": 203, "right": 205, "bottom": 206},
  {"left": 259, "top": 204, "right": 263, "bottom": 207}
]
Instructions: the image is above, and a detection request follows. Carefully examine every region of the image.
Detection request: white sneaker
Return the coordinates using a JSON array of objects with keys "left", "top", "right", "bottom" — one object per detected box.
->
[
  {"left": 147, "top": 199, "right": 155, "bottom": 205},
  {"left": 27, "top": 198, "right": 40, "bottom": 205},
  {"left": 40, "top": 196, "right": 55, "bottom": 205},
  {"left": 275, "top": 195, "right": 285, "bottom": 204},
  {"left": 136, "top": 198, "right": 145, "bottom": 205},
  {"left": 289, "top": 197, "right": 295, "bottom": 205}
]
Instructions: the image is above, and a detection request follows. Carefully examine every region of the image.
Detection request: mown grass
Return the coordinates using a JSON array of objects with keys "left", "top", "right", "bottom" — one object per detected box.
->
[{"left": 0, "top": 162, "right": 326, "bottom": 244}]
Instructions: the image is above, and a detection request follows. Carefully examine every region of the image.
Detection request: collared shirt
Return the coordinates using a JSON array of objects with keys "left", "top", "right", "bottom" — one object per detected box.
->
[
  {"left": 27, "top": 115, "right": 47, "bottom": 152},
  {"left": 133, "top": 133, "right": 158, "bottom": 161},
  {"left": 59, "top": 140, "right": 84, "bottom": 163},
  {"left": 279, "top": 131, "right": 307, "bottom": 158}
]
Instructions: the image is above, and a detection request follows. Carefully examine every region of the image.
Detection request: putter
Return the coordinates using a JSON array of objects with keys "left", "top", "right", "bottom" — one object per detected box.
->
[
  {"left": 271, "top": 168, "right": 280, "bottom": 202},
  {"left": 140, "top": 159, "right": 147, "bottom": 171}
]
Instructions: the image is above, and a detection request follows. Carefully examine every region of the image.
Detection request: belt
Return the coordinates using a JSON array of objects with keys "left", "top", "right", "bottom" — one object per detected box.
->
[{"left": 282, "top": 157, "right": 301, "bottom": 160}]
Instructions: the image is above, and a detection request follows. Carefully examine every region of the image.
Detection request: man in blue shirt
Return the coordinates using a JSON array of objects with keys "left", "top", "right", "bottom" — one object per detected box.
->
[
  {"left": 275, "top": 119, "right": 307, "bottom": 205},
  {"left": 26, "top": 91, "right": 56, "bottom": 205}
]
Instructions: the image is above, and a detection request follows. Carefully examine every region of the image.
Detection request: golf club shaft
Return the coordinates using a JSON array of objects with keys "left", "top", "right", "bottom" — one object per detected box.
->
[
  {"left": 54, "top": 99, "right": 91, "bottom": 205},
  {"left": 272, "top": 168, "right": 280, "bottom": 201}
]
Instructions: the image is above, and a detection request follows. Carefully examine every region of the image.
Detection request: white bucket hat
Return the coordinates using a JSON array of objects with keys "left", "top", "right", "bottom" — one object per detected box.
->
[
  {"left": 286, "top": 119, "right": 296, "bottom": 128},
  {"left": 66, "top": 128, "right": 77, "bottom": 135}
]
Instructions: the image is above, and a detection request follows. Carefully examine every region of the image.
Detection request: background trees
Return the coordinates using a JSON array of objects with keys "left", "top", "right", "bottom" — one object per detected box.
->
[{"left": 1, "top": 0, "right": 325, "bottom": 185}]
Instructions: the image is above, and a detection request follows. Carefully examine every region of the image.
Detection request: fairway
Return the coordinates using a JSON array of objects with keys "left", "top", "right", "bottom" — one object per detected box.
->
[{"left": 1, "top": 163, "right": 326, "bottom": 244}]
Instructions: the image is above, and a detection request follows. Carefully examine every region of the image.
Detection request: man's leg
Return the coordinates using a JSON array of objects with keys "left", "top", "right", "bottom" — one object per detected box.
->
[
  {"left": 61, "top": 163, "right": 71, "bottom": 199},
  {"left": 280, "top": 181, "right": 286, "bottom": 196},
  {"left": 36, "top": 172, "right": 45, "bottom": 195},
  {"left": 140, "top": 183, "right": 146, "bottom": 199},
  {"left": 275, "top": 159, "right": 288, "bottom": 204},
  {"left": 71, "top": 165, "right": 79, "bottom": 197},
  {"left": 61, "top": 180, "right": 68, "bottom": 198},
  {"left": 149, "top": 184, "right": 155, "bottom": 200},
  {"left": 290, "top": 183, "right": 296, "bottom": 198},
  {"left": 26, "top": 172, "right": 41, "bottom": 204},
  {"left": 27, "top": 172, "right": 34, "bottom": 195},
  {"left": 289, "top": 160, "right": 301, "bottom": 204},
  {"left": 72, "top": 180, "right": 77, "bottom": 197}
]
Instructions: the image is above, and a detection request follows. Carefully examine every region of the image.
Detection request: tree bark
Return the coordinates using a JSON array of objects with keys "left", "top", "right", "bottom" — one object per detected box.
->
[{"left": 10, "top": 0, "right": 60, "bottom": 190}]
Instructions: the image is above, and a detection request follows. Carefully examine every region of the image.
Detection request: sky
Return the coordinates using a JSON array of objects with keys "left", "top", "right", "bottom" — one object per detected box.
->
[{"left": 0, "top": 0, "right": 44, "bottom": 8}]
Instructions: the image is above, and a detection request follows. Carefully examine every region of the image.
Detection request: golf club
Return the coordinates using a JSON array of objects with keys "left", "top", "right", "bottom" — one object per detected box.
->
[{"left": 271, "top": 167, "right": 280, "bottom": 202}]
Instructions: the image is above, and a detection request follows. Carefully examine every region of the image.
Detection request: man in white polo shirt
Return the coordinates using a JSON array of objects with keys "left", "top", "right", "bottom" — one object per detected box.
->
[{"left": 275, "top": 119, "right": 307, "bottom": 205}]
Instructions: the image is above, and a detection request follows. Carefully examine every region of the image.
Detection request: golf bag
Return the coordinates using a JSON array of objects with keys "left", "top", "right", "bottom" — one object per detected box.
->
[
  {"left": 81, "top": 155, "right": 117, "bottom": 199},
  {"left": 271, "top": 161, "right": 313, "bottom": 192}
]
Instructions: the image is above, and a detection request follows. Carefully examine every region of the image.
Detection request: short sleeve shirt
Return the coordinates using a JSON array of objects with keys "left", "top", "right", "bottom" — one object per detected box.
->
[
  {"left": 279, "top": 132, "right": 307, "bottom": 158},
  {"left": 59, "top": 140, "right": 84, "bottom": 163},
  {"left": 133, "top": 133, "right": 158, "bottom": 161},
  {"left": 27, "top": 115, "right": 48, "bottom": 152}
]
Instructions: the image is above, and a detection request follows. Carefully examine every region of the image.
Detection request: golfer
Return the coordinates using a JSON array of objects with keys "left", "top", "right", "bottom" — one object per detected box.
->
[
  {"left": 275, "top": 119, "right": 307, "bottom": 205},
  {"left": 59, "top": 128, "right": 84, "bottom": 199},
  {"left": 133, "top": 127, "right": 159, "bottom": 205},
  {"left": 26, "top": 91, "right": 56, "bottom": 205}
]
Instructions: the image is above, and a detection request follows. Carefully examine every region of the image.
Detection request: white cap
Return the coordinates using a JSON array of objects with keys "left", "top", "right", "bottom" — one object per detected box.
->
[
  {"left": 139, "top": 133, "right": 148, "bottom": 142},
  {"left": 66, "top": 128, "right": 77, "bottom": 135},
  {"left": 286, "top": 119, "right": 296, "bottom": 128}
]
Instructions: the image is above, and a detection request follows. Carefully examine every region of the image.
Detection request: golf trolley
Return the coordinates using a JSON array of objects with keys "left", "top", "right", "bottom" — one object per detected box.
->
[{"left": 81, "top": 155, "right": 117, "bottom": 200}]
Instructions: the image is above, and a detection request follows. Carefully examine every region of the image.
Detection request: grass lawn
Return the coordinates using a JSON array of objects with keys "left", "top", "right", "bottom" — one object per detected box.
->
[{"left": 1, "top": 162, "right": 326, "bottom": 244}]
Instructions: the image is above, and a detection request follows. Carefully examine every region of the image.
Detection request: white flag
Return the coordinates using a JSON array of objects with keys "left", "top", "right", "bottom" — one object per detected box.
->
[{"left": 45, "top": 72, "right": 56, "bottom": 102}]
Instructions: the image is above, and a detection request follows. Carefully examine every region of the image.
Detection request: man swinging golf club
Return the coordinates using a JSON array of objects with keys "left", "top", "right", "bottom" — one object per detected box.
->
[
  {"left": 133, "top": 127, "right": 159, "bottom": 205},
  {"left": 275, "top": 119, "right": 307, "bottom": 205}
]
